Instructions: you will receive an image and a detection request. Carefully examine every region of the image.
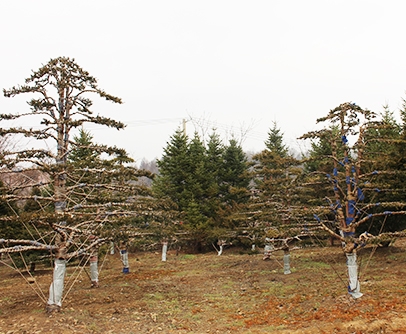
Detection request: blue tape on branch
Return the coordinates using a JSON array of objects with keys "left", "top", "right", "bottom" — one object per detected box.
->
[
  {"left": 342, "top": 135, "right": 348, "bottom": 144},
  {"left": 375, "top": 202, "right": 380, "bottom": 206},
  {"left": 374, "top": 188, "right": 380, "bottom": 192},
  {"left": 348, "top": 200, "right": 355, "bottom": 215},
  {"left": 351, "top": 166, "right": 356, "bottom": 173},
  {"left": 346, "top": 217, "right": 354, "bottom": 225},
  {"left": 326, "top": 173, "right": 331, "bottom": 179},
  {"left": 344, "top": 156, "right": 349, "bottom": 163},
  {"left": 384, "top": 211, "right": 392, "bottom": 215},
  {"left": 313, "top": 214, "right": 321, "bottom": 222},
  {"left": 357, "top": 188, "right": 365, "bottom": 201},
  {"left": 372, "top": 170, "right": 378, "bottom": 175},
  {"left": 333, "top": 168, "right": 338, "bottom": 176},
  {"left": 346, "top": 176, "right": 350, "bottom": 184}
]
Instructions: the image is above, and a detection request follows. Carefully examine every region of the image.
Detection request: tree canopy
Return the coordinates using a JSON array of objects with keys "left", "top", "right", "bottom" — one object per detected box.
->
[
  {"left": 153, "top": 129, "right": 251, "bottom": 251},
  {"left": 0, "top": 57, "right": 156, "bottom": 274}
]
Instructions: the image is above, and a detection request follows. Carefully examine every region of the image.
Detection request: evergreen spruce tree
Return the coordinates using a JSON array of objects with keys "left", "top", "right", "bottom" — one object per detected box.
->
[
  {"left": 68, "top": 128, "right": 101, "bottom": 168},
  {"left": 154, "top": 129, "right": 251, "bottom": 251},
  {"left": 249, "top": 122, "right": 302, "bottom": 238},
  {"left": 153, "top": 129, "right": 189, "bottom": 209},
  {"left": 220, "top": 138, "right": 251, "bottom": 206}
]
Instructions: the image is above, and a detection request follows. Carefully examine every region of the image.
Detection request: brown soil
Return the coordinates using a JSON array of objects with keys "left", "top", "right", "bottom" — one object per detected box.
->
[{"left": 1, "top": 241, "right": 406, "bottom": 334}]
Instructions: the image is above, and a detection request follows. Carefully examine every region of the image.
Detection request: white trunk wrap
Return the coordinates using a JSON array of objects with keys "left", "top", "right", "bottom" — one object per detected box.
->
[{"left": 47, "top": 259, "right": 66, "bottom": 307}]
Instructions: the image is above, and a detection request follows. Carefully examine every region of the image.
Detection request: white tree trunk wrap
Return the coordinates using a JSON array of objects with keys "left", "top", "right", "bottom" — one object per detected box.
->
[
  {"left": 110, "top": 241, "right": 115, "bottom": 255},
  {"left": 283, "top": 251, "right": 291, "bottom": 275},
  {"left": 217, "top": 245, "right": 223, "bottom": 256},
  {"left": 346, "top": 252, "right": 363, "bottom": 298},
  {"left": 121, "top": 249, "right": 129, "bottom": 273},
  {"left": 47, "top": 259, "right": 66, "bottom": 307},
  {"left": 263, "top": 243, "right": 274, "bottom": 260},
  {"left": 90, "top": 255, "right": 98, "bottom": 285},
  {"left": 162, "top": 241, "right": 168, "bottom": 262}
]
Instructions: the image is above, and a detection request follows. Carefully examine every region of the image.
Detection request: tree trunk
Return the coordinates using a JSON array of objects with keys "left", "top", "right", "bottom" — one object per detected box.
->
[
  {"left": 217, "top": 245, "right": 223, "bottom": 256},
  {"left": 346, "top": 252, "right": 362, "bottom": 298},
  {"left": 46, "top": 259, "right": 66, "bottom": 312},
  {"left": 161, "top": 241, "right": 168, "bottom": 261},
  {"left": 90, "top": 255, "right": 99, "bottom": 288},
  {"left": 120, "top": 249, "right": 129, "bottom": 273},
  {"left": 263, "top": 243, "right": 273, "bottom": 260},
  {"left": 283, "top": 249, "right": 291, "bottom": 275}
]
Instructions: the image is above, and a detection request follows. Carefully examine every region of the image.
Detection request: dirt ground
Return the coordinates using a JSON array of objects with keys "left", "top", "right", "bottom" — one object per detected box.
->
[{"left": 1, "top": 240, "right": 406, "bottom": 334}]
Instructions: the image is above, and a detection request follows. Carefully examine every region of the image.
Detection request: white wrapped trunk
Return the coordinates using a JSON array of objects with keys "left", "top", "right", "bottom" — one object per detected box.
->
[
  {"left": 346, "top": 252, "right": 363, "bottom": 298},
  {"left": 162, "top": 241, "right": 168, "bottom": 262},
  {"left": 263, "top": 244, "right": 273, "bottom": 260},
  {"left": 217, "top": 245, "right": 223, "bottom": 256},
  {"left": 283, "top": 252, "right": 291, "bottom": 275},
  {"left": 47, "top": 259, "right": 66, "bottom": 307},
  {"left": 90, "top": 255, "right": 98, "bottom": 286},
  {"left": 121, "top": 249, "right": 129, "bottom": 273}
]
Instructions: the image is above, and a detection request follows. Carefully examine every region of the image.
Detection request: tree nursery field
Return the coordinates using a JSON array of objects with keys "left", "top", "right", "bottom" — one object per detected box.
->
[{"left": 1, "top": 241, "right": 406, "bottom": 334}]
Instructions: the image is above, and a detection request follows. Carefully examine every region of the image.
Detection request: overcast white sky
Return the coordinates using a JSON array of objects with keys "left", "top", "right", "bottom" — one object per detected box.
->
[{"left": 1, "top": 1, "right": 406, "bottom": 163}]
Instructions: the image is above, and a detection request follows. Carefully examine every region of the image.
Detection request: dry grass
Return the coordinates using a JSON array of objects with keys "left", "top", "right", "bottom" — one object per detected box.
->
[{"left": 1, "top": 241, "right": 406, "bottom": 333}]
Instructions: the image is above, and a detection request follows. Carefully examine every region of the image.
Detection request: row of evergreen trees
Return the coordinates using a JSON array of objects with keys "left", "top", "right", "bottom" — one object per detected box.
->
[
  {"left": 2, "top": 57, "right": 406, "bottom": 257},
  {"left": 150, "top": 103, "right": 406, "bottom": 251},
  {"left": 152, "top": 130, "right": 251, "bottom": 251},
  {"left": 3, "top": 102, "right": 406, "bottom": 253}
]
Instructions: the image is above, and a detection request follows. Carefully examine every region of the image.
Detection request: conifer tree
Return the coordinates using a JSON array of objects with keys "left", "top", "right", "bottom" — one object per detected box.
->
[
  {"left": 300, "top": 102, "right": 406, "bottom": 298},
  {"left": 248, "top": 122, "right": 302, "bottom": 238},
  {"left": 0, "top": 57, "right": 156, "bottom": 311},
  {"left": 220, "top": 138, "right": 251, "bottom": 206},
  {"left": 153, "top": 129, "right": 251, "bottom": 251}
]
